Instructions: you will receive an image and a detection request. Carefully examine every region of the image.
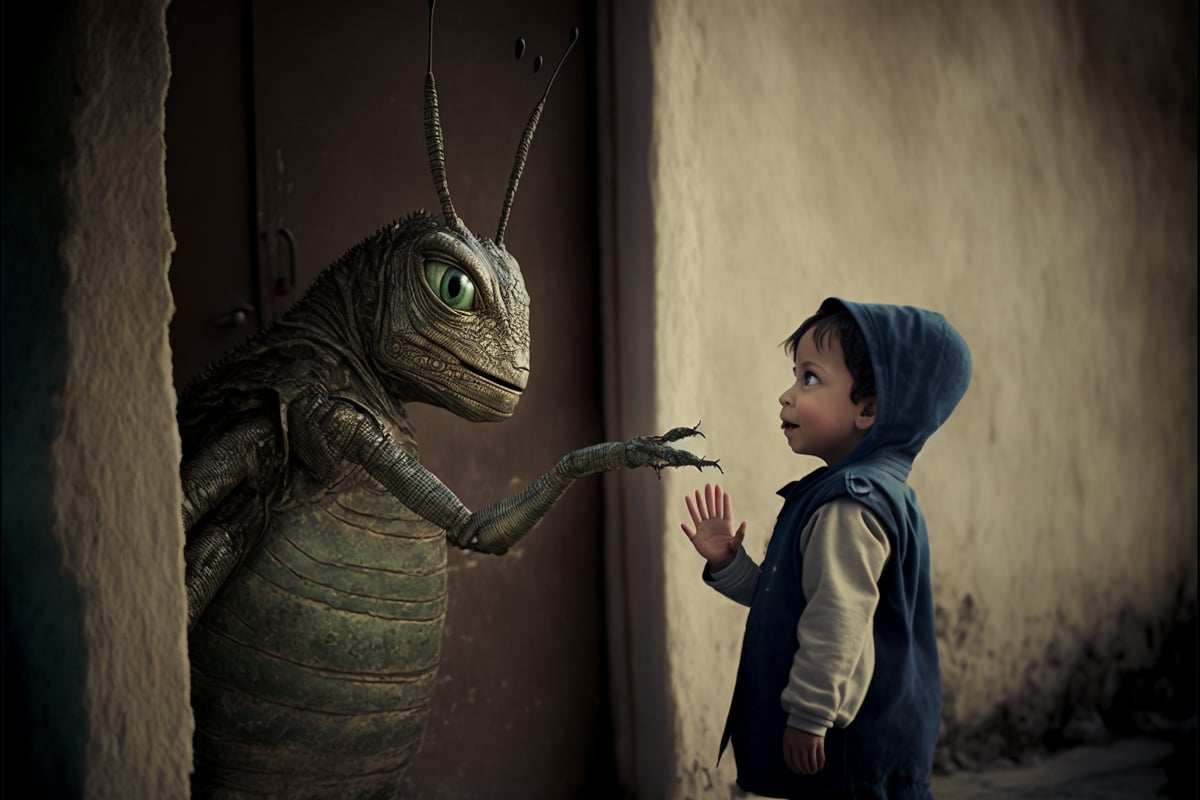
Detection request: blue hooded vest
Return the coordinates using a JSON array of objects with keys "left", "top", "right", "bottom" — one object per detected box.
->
[{"left": 722, "top": 299, "right": 971, "bottom": 799}]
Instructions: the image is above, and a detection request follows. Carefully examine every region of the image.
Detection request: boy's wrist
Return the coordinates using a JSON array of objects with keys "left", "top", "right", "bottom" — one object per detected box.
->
[{"left": 707, "top": 553, "right": 736, "bottom": 573}]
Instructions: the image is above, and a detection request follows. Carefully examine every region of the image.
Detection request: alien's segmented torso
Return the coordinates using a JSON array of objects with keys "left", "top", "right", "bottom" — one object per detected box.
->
[
  {"left": 187, "top": 423, "right": 448, "bottom": 800},
  {"left": 179, "top": 284, "right": 455, "bottom": 799}
]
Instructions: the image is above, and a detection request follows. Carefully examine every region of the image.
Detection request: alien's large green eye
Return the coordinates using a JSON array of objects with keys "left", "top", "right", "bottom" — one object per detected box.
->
[{"left": 423, "top": 260, "right": 476, "bottom": 311}]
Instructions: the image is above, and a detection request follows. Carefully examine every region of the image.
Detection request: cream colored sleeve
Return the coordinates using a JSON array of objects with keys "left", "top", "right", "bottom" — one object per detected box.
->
[
  {"left": 782, "top": 498, "right": 891, "bottom": 736},
  {"left": 703, "top": 546, "right": 760, "bottom": 607}
]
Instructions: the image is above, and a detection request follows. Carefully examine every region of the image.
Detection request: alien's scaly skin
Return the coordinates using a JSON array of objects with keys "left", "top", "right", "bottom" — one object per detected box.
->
[{"left": 178, "top": 210, "right": 718, "bottom": 798}]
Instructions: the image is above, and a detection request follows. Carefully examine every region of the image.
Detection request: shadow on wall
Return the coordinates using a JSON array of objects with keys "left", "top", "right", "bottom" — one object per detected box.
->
[
  {"left": 2, "top": 3, "right": 93, "bottom": 796},
  {"left": 1071, "top": 0, "right": 1197, "bottom": 153}
]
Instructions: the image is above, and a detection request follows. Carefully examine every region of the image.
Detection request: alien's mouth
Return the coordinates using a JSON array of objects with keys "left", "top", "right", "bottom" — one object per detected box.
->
[{"left": 463, "top": 363, "right": 525, "bottom": 396}]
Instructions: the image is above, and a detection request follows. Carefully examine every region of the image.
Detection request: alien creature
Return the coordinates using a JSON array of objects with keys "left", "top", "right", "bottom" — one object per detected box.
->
[{"left": 177, "top": 3, "right": 718, "bottom": 798}]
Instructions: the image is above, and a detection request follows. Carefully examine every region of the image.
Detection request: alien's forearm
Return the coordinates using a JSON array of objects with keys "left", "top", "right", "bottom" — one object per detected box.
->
[
  {"left": 460, "top": 442, "right": 626, "bottom": 553},
  {"left": 452, "top": 426, "right": 716, "bottom": 554}
]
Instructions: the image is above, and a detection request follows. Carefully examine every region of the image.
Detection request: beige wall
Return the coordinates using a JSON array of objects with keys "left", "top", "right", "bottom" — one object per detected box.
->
[
  {"left": 63, "top": 2, "right": 193, "bottom": 794},
  {"left": 4, "top": 2, "right": 1192, "bottom": 798},
  {"left": 2, "top": 1, "right": 192, "bottom": 796},
  {"left": 606, "top": 1, "right": 1196, "bottom": 796}
]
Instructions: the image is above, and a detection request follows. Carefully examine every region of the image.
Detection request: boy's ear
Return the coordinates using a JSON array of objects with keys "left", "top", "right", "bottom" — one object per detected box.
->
[{"left": 855, "top": 398, "right": 876, "bottom": 432}]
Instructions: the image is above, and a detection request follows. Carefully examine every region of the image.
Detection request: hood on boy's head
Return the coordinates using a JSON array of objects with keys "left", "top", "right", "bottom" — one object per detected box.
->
[{"left": 820, "top": 297, "right": 972, "bottom": 463}]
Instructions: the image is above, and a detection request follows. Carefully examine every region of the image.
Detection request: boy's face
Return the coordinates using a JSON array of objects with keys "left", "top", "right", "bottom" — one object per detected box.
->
[{"left": 778, "top": 328, "right": 875, "bottom": 466}]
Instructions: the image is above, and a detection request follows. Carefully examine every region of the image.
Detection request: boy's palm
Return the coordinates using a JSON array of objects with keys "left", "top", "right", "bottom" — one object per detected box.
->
[{"left": 681, "top": 483, "right": 746, "bottom": 571}]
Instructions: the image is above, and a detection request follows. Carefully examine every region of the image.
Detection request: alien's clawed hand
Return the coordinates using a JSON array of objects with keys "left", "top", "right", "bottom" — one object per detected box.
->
[{"left": 624, "top": 422, "right": 722, "bottom": 477}]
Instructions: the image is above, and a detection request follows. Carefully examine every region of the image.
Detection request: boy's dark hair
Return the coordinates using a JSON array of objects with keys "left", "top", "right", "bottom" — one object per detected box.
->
[{"left": 783, "top": 305, "right": 876, "bottom": 404}]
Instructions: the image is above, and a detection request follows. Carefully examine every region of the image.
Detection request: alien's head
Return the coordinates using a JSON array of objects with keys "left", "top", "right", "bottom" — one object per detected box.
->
[
  {"left": 370, "top": 214, "right": 530, "bottom": 422},
  {"left": 368, "top": 3, "right": 576, "bottom": 422}
]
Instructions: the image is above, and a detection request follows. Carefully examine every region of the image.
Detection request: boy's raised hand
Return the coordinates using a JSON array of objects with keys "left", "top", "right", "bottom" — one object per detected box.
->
[{"left": 681, "top": 483, "right": 746, "bottom": 572}]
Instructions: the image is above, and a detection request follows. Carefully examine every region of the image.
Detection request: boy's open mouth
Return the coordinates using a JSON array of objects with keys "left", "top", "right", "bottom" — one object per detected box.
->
[{"left": 781, "top": 422, "right": 798, "bottom": 431}]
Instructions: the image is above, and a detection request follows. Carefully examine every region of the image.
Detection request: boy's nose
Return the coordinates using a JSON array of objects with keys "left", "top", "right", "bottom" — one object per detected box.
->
[{"left": 779, "top": 391, "right": 791, "bottom": 407}]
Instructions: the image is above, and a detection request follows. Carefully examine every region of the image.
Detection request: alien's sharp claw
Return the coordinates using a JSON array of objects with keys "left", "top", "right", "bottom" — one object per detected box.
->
[
  {"left": 624, "top": 426, "right": 722, "bottom": 476},
  {"left": 652, "top": 422, "right": 706, "bottom": 444}
]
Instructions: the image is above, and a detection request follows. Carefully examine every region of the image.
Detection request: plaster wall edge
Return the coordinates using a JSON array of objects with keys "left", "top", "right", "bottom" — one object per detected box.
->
[{"left": 49, "top": 1, "right": 193, "bottom": 795}]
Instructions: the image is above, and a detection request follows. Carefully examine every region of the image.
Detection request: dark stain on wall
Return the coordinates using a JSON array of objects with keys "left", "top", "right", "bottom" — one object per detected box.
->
[{"left": 935, "top": 581, "right": 1195, "bottom": 793}]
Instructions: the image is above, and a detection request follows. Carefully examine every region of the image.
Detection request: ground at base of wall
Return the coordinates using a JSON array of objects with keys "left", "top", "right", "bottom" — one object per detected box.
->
[{"left": 931, "top": 733, "right": 1195, "bottom": 799}]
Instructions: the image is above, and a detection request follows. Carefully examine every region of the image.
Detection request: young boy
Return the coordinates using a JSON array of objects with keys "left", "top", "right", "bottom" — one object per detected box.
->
[{"left": 682, "top": 298, "right": 971, "bottom": 799}]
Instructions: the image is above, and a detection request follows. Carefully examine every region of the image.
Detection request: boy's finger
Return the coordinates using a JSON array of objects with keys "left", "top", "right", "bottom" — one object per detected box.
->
[
  {"left": 704, "top": 483, "right": 715, "bottom": 517},
  {"left": 681, "top": 523, "right": 696, "bottom": 540},
  {"left": 783, "top": 742, "right": 799, "bottom": 773},
  {"left": 722, "top": 492, "right": 732, "bottom": 520},
  {"left": 685, "top": 495, "right": 702, "bottom": 526}
]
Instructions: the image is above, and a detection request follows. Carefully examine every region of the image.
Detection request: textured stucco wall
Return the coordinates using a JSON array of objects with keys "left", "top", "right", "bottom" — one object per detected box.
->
[
  {"left": 607, "top": 1, "right": 1196, "bottom": 796},
  {"left": 2, "top": 1, "right": 192, "bottom": 796}
]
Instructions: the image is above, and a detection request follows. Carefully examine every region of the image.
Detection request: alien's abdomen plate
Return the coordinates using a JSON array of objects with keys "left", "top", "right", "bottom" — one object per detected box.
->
[{"left": 188, "top": 468, "right": 447, "bottom": 800}]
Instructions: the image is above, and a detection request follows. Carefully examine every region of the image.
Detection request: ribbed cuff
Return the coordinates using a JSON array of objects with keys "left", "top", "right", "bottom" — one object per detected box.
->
[
  {"left": 786, "top": 711, "right": 832, "bottom": 737},
  {"left": 703, "top": 546, "right": 755, "bottom": 589}
]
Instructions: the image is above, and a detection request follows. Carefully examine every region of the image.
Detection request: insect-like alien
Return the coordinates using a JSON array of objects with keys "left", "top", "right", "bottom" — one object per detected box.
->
[{"left": 177, "top": 3, "right": 719, "bottom": 797}]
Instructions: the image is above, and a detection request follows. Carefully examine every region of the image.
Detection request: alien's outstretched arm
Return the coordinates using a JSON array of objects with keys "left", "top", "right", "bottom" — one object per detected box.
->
[
  {"left": 307, "top": 393, "right": 717, "bottom": 556},
  {"left": 448, "top": 424, "right": 720, "bottom": 554}
]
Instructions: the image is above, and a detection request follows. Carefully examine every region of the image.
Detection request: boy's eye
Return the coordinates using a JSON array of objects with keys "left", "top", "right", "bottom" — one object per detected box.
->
[{"left": 803, "top": 371, "right": 819, "bottom": 387}]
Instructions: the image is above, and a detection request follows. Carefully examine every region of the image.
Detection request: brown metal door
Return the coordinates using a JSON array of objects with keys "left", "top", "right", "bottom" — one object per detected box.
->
[
  {"left": 165, "top": 2, "right": 615, "bottom": 797},
  {"left": 165, "top": 1, "right": 260, "bottom": 386}
]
